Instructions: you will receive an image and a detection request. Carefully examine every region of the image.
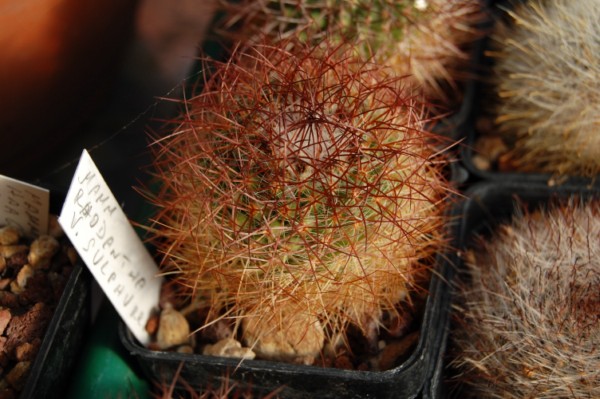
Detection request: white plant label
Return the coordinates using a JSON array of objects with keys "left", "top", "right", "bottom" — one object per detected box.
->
[
  {"left": 0, "top": 175, "right": 49, "bottom": 237},
  {"left": 59, "top": 150, "right": 162, "bottom": 345}
]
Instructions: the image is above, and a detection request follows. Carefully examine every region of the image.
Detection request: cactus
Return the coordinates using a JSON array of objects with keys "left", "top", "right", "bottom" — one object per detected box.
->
[
  {"left": 213, "top": 0, "right": 486, "bottom": 106},
  {"left": 144, "top": 38, "right": 453, "bottom": 366},
  {"left": 450, "top": 198, "right": 600, "bottom": 398},
  {"left": 485, "top": 0, "right": 600, "bottom": 177}
]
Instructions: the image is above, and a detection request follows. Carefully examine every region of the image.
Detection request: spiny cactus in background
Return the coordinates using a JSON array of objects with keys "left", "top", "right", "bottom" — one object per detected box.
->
[
  {"left": 485, "top": 0, "right": 600, "bottom": 177},
  {"left": 450, "top": 198, "right": 600, "bottom": 398},
  {"left": 214, "top": 0, "right": 486, "bottom": 107},
  {"left": 145, "top": 39, "right": 454, "bottom": 366}
]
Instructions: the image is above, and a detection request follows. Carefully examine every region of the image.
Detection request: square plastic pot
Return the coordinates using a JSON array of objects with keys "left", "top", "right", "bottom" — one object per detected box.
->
[{"left": 119, "top": 254, "right": 454, "bottom": 398}]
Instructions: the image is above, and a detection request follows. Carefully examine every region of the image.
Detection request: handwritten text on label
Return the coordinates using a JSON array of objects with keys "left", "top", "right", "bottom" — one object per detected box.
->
[
  {"left": 0, "top": 175, "right": 49, "bottom": 237},
  {"left": 59, "top": 150, "right": 162, "bottom": 345}
]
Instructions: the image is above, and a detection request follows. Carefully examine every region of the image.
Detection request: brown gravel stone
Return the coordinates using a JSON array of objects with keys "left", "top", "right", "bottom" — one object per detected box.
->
[
  {"left": 0, "top": 228, "right": 19, "bottom": 246},
  {"left": 14, "top": 265, "right": 34, "bottom": 291},
  {"left": 334, "top": 354, "right": 353, "bottom": 370},
  {"left": 47, "top": 272, "right": 67, "bottom": 302},
  {"left": 5, "top": 361, "right": 30, "bottom": 391},
  {"left": 176, "top": 345, "right": 194, "bottom": 354},
  {"left": 156, "top": 306, "right": 191, "bottom": 350},
  {"left": 145, "top": 312, "right": 159, "bottom": 335},
  {"left": 0, "top": 224, "right": 75, "bottom": 395},
  {"left": 0, "top": 309, "right": 11, "bottom": 335},
  {"left": 0, "top": 246, "right": 27, "bottom": 260},
  {"left": 0, "top": 293, "right": 18, "bottom": 309},
  {"left": 15, "top": 339, "right": 41, "bottom": 362},
  {"left": 198, "top": 318, "right": 233, "bottom": 343},
  {"left": 66, "top": 248, "right": 78, "bottom": 266},
  {"left": 5, "top": 303, "right": 52, "bottom": 355},
  {"left": 356, "top": 362, "right": 370, "bottom": 371},
  {"left": 17, "top": 273, "right": 53, "bottom": 306},
  {"left": 28, "top": 235, "right": 59, "bottom": 269},
  {"left": 378, "top": 331, "right": 420, "bottom": 371},
  {"left": 5, "top": 252, "right": 27, "bottom": 269},
  {"left": 0, "top": 387, "right": 16, "bottom": 399},
  {"left": 202, "top": 338, "right": 255, "bottom": 360},
  {"left": 47, "top": 216, "right": 64, "bottom": 239}
]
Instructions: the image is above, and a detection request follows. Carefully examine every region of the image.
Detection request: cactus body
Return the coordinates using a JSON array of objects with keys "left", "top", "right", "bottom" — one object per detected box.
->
[
  {"left": 488, "top": 0, "right": 600, "bottom": 177},
  {"left": 146, "top": 40, "right": 452, "bottom": 364},
  {"left": 451, "top": 199, "right": 600, "bottom": 398}
]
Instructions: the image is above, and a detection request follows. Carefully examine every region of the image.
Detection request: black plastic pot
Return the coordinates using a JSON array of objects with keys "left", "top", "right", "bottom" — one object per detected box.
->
[
  {"left": 21, "top": 260, "right": 90, "bottom": 399},
  {"left": 11, "top": 189, "right": 92, "bottom": 399},
  {"left": 120, "top": 253, "right": 454, "bottom": 399},
  {"left": 454, "top": 0, "right": 508, "bottom": 184},
  {"left": 421, "top": 180, "right": 600, "bottom": 399},
  {"left": 434, "top": 0, "right": 495, "bottom": 137},
  {"left": 119, "top": 121, "right": 464, "bottom": 398}
]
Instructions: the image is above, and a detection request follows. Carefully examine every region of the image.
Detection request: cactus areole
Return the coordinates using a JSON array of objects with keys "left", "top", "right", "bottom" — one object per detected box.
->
[{"left": 145, "top": 41, "right": 452, "bottom": 366}]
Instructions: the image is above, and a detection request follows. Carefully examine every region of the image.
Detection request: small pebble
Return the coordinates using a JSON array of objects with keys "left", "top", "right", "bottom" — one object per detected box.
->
[
  {"left": 472, "top": 154, "right": 491, "bottom": 171},
  {"left": 334, "top": 355, "right": 353, "bottom": 370},
  {"left": 0, "top": 246, "right": 27, "bottom": 259},
  {"left": 46, "top": 216, "right": 64, "bottom": 238},
  {"left": 202, "top": 338, "right": 255, "bottom": 360},
  {"left": 28, "top": 236, "right": 59, "bottom": 269},
  {"left": 15, "top": 265, "right": 34, "bottom": 290},
  {"left": 156, "top": 306, "right": 191, "bottom": 350},
  {"left": 377, "top": 331, "right": 420, "bottom": 371},
  {"left": 15, "top": 339, "right": 40, "bottom": 362},
  {"left": 176, "top": 345, "right": 194, "bottom": 354},
  {"left": 0, "top": 387, "right": 15, "bottom": 399},
  {"left": 199, "top": 318, "right": 233, "bottom": 342},
  {"left": 242, "top": 312, "right": 324, "bottom": 365},
  {"left": 66, "top": 247, "right": 78, "bottom": 266},
  {"left": 0, "top": 310, "right": 11, "bottom": 335},
  {"left": 5, "top": 361, "right": 30, "bottom": 391},
  {"left": 0, "top": 292, "right": 19, "bottom": 309},
  {"left": 145, "top": 312, "right": 159, "bottom": 336},
  {"left": 0, "top": 228, "right": 19, "bottom": 246}
]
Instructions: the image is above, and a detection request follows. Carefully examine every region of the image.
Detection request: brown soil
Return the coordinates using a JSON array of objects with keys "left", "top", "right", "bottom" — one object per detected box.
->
[{"left": 0, "top": 225, "right": 75, "bottom": 398}]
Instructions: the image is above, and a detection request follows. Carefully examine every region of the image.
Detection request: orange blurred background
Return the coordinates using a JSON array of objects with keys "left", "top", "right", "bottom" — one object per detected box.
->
[
  {"left": 0, "top": 0, "right": 216, "bottom": 181},
  {"left": 0, "top": 0, "right": 139, "bottom": 178}
]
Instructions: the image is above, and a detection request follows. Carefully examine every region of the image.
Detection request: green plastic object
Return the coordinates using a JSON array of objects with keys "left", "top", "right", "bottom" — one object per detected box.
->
[{"left": 66, "top": 299, "right": 150, "bottom": 399}]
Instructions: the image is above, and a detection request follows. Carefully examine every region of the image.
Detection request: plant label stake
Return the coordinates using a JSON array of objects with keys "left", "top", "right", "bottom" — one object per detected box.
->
[
  {"left": 59, "top": 149, "right": 162, "bottom": 345},
  {"left": 0, "top": 174, "right": 49, "bottom": 237}
]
